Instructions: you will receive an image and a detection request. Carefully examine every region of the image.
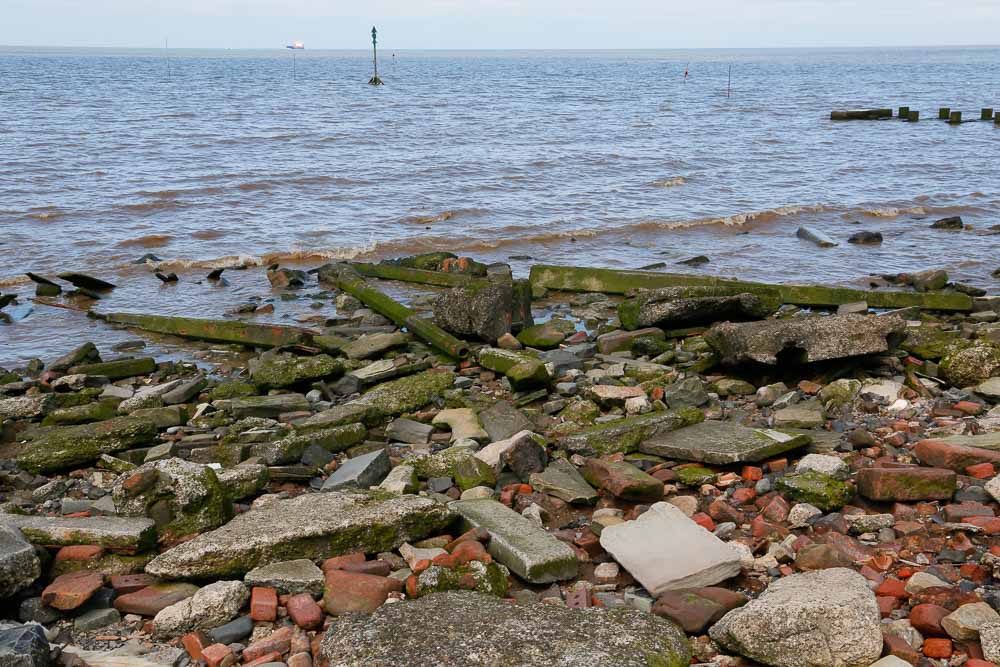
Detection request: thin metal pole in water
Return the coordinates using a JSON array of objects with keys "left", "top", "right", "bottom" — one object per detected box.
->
[
  {"left": 369, "top": 26, "right": 383, "bottom": 85},
  {"left": 165, "top": 37, "right": 170, "bottom": 78},
  {"left": 727, "top": 64, "right": 732, "bottom": 98}
]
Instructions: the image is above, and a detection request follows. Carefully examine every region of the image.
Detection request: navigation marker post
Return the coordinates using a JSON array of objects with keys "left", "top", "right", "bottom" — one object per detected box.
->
[{"left": 369, "top": 26, "right": 384, "bottom": 86}]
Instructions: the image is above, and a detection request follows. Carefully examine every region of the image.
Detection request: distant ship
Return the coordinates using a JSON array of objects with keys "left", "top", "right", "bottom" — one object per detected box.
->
[{"left": 286, "top": 41, "right": 304, "bottom": 50}]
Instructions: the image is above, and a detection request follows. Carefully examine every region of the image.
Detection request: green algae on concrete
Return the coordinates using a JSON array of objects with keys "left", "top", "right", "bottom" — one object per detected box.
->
[
  {"left": 17, "top": 416, "right": 159, "bottom": 473},
  {"left": 96, "top": 312, "right": 314, "bottom": 348},
  {"left": 250, "top": 423, "right": 367, "bottom": 464},
  {"left": 1, "top": 514, "right": 157, "bottom": 552},
  {"left": 250, "top": 354, "right": 344, "bottom": 390},
  {"left": 145, "top": 491, "right": 454, "bottom": 579},
  {"left": 69, "top": 357, "right": 157, "bottom": 380},
  {"left": 354, "top": 369, "right": 455, "bottom": 422},
  {"left": 528, "top": 264, "right": 973, "bottom": 312},
  {"left": 557, "top": 407, "right": 705, "bottom": 456},
  {"left": 900, "top": 326, "right": 968, "bottom": 361},
  {"left": 940, "top": 341, "right": 1000, "bottom": 388},
  {"left": 41, "top": 399, "right": 120, "bottom": 426},
  {"left": 478, "top": 347, "right": 551, "bottom": 390},
  {"left": 776, "top": 471, "right": 854, "bottom": 511},
  {"left": 413, "top": 560, "right": 510, "bottom": 598},
  {"left": 207, "top": 381, "right": 258, "bottom": 401}
]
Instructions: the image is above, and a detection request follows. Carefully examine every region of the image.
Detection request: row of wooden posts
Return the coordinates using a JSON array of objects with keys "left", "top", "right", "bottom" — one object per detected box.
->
[{"left": 831, "top": 107, "right": 998, "bottom": 123}]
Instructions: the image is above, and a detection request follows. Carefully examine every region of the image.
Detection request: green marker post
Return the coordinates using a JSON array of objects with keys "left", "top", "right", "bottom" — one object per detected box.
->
[{"left": 369, "top": 26, "right": 384, "bottom": 86}]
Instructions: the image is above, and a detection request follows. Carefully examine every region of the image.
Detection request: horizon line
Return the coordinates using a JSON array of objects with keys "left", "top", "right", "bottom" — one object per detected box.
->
[{"left": 2, "top": 43, "right": 1000, "bottom": 51}]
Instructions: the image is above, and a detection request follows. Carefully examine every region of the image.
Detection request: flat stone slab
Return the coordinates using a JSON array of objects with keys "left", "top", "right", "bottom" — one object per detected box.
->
[
  {"left": 450, "top": 499, "right": 578, "bottom": 583},
  {"left": 640, "top": 420, "right": 812, "bottom": 464},
  {"left": 321, "top": 448, "right": 390, "bottom": 491},
  {"left": 478, "top": 401, "right": 533, "bottom": 442},
  {"left": 321, "top": 590, "right": 691, "bottom": 667},
  {"left": 0, "top": 525, "right": 41, "bottom": 598},
  {"left": 528, "top": 459, "right": 597, "bottom": 505},
  {"left": 245, "top": 559, "right": 324, "bottom": 596},
  {"left": 432, "top": 408, "right": 488, "bottom": 442},
  {"left": 939, "top": 432, "right": 1000, "bottom": 451},
  {"left": 1, "top": 514, "right": 157, "bottom": 552},
  {"left": 600, "top": 502, "right": 742, "bottom": 595},
  {"left": 145, "top": 491, "right": 453, "bottom": 579}
]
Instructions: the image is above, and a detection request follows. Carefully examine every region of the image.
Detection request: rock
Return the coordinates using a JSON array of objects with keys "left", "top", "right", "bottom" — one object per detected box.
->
[
  {"left": 652, "top": 587, "right": 748, "bottom": 633},
  {"left": 0, "top": 395, "right": 57, "bottom": 421},
  {"left": 618, "top": 287, "right": 778, "bottom": 330},
  {"left": 501, "top": 435, "right": 548, "bottom": 481},
  {"left": 796, "top": 226, "right": 839, "bottom": 247},
  {"left": 795, "top": 453, "right": 849, "bottom": 480},
  {"left": 0, "top": 624, "right": 52, "bottom": 667},
  {"left": 17, "top": 416, "right": 158, "bottom": 473},
  {"left": 931, "top": 216, "right": 963, "bottom": 230},
  {"left": 74, "top": 608, "right": 121, "bottom": 632},
  {"left": 910, "top": 268, "right": 948, "bottom": 291},
  {"left": 252, "top": 424, "right": 367, "bottom": 465},
  {"left": 557, "top": 408, "right": 704, "bottom": 456},
  {"left": 900, "top": 325, "right": 966, "bottom": 361},
  {"left": 516, "top": 323, "right": 568, "bottom": 349},
  {"left": 114, "top": 582, "right": 200, "bottom": 616},
  {"left": 41, "top": 570, "right": 103, "bottom": 610},
  {"left": 321, "top": 449, "right": 391, "bottom": 491},
  {"left": 706, "top": 314, "right": 905, "bottom": 366},
  {"left": 217, "top": 464, "right": 270, "bottom": 501},
  {"left": 585, "top": 385, "right": 646, "bottom": 407},
  {"left": 111, "top": 458, "right": 232, "bottom": 543},
  {"left": 1, "top": 514, "right": 157, "bottom": 552},
  {"left": 640, "top": 420, "right": 810, "bottom": 464},
  {"left": 601, "top": 502, "right": 741, "bottom": 595},
  {"left": 450, "top": 499, "right": 578, "bottom": 583},
  {"left": 981, "top": 622, "right": 1000, "bottom": 664},
  {"left": 847, "top": 231, "right": 883, "bottom": 244},
  {"left": 406, "top": 445, "right": 477, "bottom": 479},
  {"left": 69, "top": 357, "right": 156, "bottom": 380},
  {"left": 977, "top": 377, "right": 1000, "bottom": 401},
  {"left": 321, "top": 590, "right": 691, "bottom": 667},
  {"left": 412, "top": 560, "right": 511, "bottom": 598},
  {"left": 528, "top": 459, "right": 598, "bottom": 505},
  {"left": 582, "top": 459, "right": 664, "bottom": 502},
  {"left": 905, "top": 571, "right": 949, "bottom": 595},
  {"left": 596, "top": 328, "right": 665, "bottom": 355},
  {"left": 206, "top": 615, "right": 254, "bottom": 644},
  {"left": 267, "top": 266, "right": 308, "bottom": 287},
  {"left": 776, "top": 472, "right": 853, "bottom": 511},
  {"left": 0, "top": 526, "right": 41, "bottom": 598},
  {"left": 161, "top": 376, "right": 207, "bottom": 405},
  {"left": 709, "top": 568, "right": 882, "bottom": 667},
  {"left": 385, "top": 418, "right": 433, "bottom": 445},
  {"left": 431, "top": 408, "right": 488, "bottom": 442},
  {"left": 477, "top": 348, "right": 551, "bottom": 390},
  {"left": 857, "top": 466, "right": 956, "bottom": 501},
  {"left": 342, "top": 332, "right": 408, "bottom": 360},
  {"left": 662, "top": 377, "right": 709, "bottom": 409},
  {"left": 250, "top": 355, "right": 343, "bottom": 390},
  {"left": 452, "top": 457, "right": 496, "bottom": 491},
  {"left": 479, "top": 401, "right": 533, "bottom": 442},
  {"left": 152, "top": 581, "right": 249, "bottom": 639},
  {"left": 227, "top": 394, "right": 310, "bottom": 419},
  {"left": 379, "top": 465, "right": 419, "bottom": 494},
  {"left": 323, "top": 569, "right": 401, "bottom": 614},
  {"left": 773, "top": 402, "right": 825, "bottom": 429},
  {"left": 940, "top": 341, "right": 1000, "bottom": 388},
  {"left": 433, "top": 283, "right": 513, "bottom": 343},
  {"left": 245, "top": 559, "right": 324, "bottom": 596},
  {"left": 352, "top": 370, "right": 455, "bottom": 421},
  {"left": 941, "top": 602, "right": 1000, "bottom": 640},
  {"left": 914, "top": 439, "right": 1000, "bottom": 472},
  {"left": 145, "top": 492, "right": 453, "bottom": 579}
]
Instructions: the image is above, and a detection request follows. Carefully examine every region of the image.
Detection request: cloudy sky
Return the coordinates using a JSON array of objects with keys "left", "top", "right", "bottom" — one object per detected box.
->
[{"left": 4, "top": 0, "right": 999, "bottom": 49}]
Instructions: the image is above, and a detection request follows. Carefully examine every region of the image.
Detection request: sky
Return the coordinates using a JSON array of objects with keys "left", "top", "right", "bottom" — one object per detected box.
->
[{"left": 3, "top": 0, "right": 999, "bottom": 50}]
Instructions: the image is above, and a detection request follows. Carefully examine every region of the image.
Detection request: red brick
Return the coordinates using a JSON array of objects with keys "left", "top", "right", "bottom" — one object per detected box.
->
[
  {"left": 41, "top": 570, "right": 104, "bottom": 610},
  {"left": 910, "top": 603, "right": 950, "bottom": 637},
  {"left": 450, "top": 540, "right": 488, "bottom": 565},
  {"left": 856, "top": 466, "right": 956, "bottom": 501},
  {"left": 877, "top": 596, "right": 900, "bottom": 617},
  {"left": 966, "top": 463, "right": 995, "bottom": 479},
  {"left": 287, "top": 652, "right": 312, "bottom": 667},
  {"left": 320, "top": 553, "right": 366, "bottom": 572},
  {"left": 250, "top": 587, "right": 278, "bottom": 622},
  {"left": 286, "top": 593, "right": 323, "bottom": 630},
  {"left": 243, "top": 626, "right": 293, "bottom": 662},
  {"left": 54, "top": 545, "right": 104, "bottom": 562},
  {"left": 915, "top": 439, "right": 1000, "bottom": 473},
  {"left": 875, "top": 578, "right": 909, "bottom": 599},
  {"left": 966, "top": 660, "right": 997, "bottom": 667},
  {"left": 109, "top": 573, "right": 158, "bottom": 594},
  {"left": 731, "top": 487, "right": 756, "bottom": 505},
  {"left": 114, "top": 582, "right": 198, "bottom": 616},
  {"left": 767, "top": 458, "right": 788, "bottom": 472},
  {"left": 244, "top": 652, "right": 283, "bottom": 667},
  {"left": 201, "top": 644, "right": 233, "bottom": 667},
  {"left": 691, "top": 513, "right": 715, "bottom": 532},
  {"left": 741, "top": 466, "right": 763, "bottom": 482},
  {"left": 923, "top": 638, "right": 953, "bottom": 659},
  {"left": 181, "top": 631, "right": 210, "bottom": 661},
  {"left": 339, "top": 560, "right": 391, "bottom": 577},
  {"left": 943, "top": 502, "right": 994, "bottom": 522},
  {"left": 954, "top": 401, "right": 984, "bottom": 416},
  {"left": 323, "top": 570, "right": 402, "bottom": 615},
  {"left": 882, "top": 631, "right": 920, "bottom": 664}
]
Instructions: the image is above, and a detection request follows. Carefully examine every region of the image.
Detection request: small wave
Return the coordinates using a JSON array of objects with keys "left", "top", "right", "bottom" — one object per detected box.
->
[
  {"left": 648, "top": 177, "right": 687, "bottom": 188},
  {"left": 159, "top": 112, "right": 196, "bottom": 119},
  {"left": 859, "top": 206, "right": 927, "bottom": 218},
  {"left": 191, "top": 229, "right": 227, "bottom": 240},
  {"left": 117, "top": 234, "right": 174, "bottom": 249},
  {"left": 148, "top": 240, "right": 379, "bottom": 272},
  {"left": 400, "top": 208, "right": 489, "bottom": 225},
  {"left": 26, "top": 207, "right": 67, "bottom": 221},
  {"left": 116, "top": 200, "right": 186, "bottom": 214}
]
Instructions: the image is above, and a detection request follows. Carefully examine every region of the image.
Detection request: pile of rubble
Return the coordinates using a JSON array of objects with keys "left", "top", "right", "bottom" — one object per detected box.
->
[{"left": 2, "top": 252, "right": 1000, "bottom": 667}]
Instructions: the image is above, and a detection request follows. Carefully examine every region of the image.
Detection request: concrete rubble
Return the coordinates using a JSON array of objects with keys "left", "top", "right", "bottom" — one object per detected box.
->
[{"left": 1, "top": 253, "right": 999, "bottom": 667}]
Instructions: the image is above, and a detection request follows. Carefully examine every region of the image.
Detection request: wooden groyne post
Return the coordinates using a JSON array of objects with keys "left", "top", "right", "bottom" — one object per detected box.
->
[
  {"left": 939, "top": 107, "right": 951, "bottom": 120},
  {"left": 983, "top": 108, "right": 995, "bottom": 121},
  {"left": 949, "top": 111, "right": 963, "bottom": 124}
]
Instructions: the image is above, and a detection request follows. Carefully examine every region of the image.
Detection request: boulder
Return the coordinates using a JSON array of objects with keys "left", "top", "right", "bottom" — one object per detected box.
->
[
  {"left": 706, "top": 314, "right": 905, "bottom": 366},
  {"left": 940, "top": 341, "right": 1000, "bottom": 388},
  {"left": 708, "top": 568, "right": 884, "bottom": 667},
  {"left": 557, "top": 408, "right": 704, "bottom": 456},
  {"left": 111, "top": 458, "right": 233, "bottom": 543},
  {"left": 145, "top": 492, "right": 453, "bottom": 579},
  {"left": 618, "top": 287, "right": 779, "bottom": 330},
  {"left": 152, "top": 580, "right": 249, "bottom": 639},
  {"left": 600, "top": 502, "right": 741, "bottom": 595},
  {"left": 321, "top": 591, "right": 691, "bottom": 667},
  {"left": 0, "top": 624, "right": 51, "bottom": 667},
  {"left": 433, "top": 283, "right": 513, "bottom": 343},
  {"left": 640, "top": 420, "right": 810, "bottom": 464},
  {"left": 250, "top": 354, "right": 343, "bottom": 390},
  {"left": 1, "top": 514, "right": 156, "bottom": 552},
  {"left": 0, "top": 526, "right": 41, "bottom": 598}
]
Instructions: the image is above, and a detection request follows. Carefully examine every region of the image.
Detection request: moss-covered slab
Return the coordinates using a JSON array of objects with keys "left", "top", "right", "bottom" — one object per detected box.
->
[
  {"left": 69, "top": 357, "right": 157, "bottom": 380},
  {"left": 450, "top": 499, "right": 578, "bottom": 583},
  {"left": 250, "top": 423, "right": 366, "bottom": 464},
  {"left": 478, "top": 348, "right": 551, "bottom": 390},
  {"left": 940, "top": 341, "right": 1000, "bottom": 388},
  {"left": 17, "top": 416, "right": 159, "bottom": 473},
  {"left": 1, "top": 514, "right": 157, "bottom": 552},
  {"left": 900, "top": 325, "right": 968, "bottom": 361},
  {"left": 99, "top": 312, "right": 314, "bottom": 348},
  {"left": 640, "top": 420, "right": 811, "bottom": 464},
  {"left": 250, "top": 354, "right": 344, "bottom": 390},
  {"left": 145, "top": 491, "right": 454, "bottom": 580},
  {"left": 776, "top": 472, "right": 854, "bottom": 511},
  {"left": 618, "top": 287, "right": 781, "bottom": 331},
  {"left": 557, "top": 408, "right": 705, "bottom": 456},
  {"left": 322, "top": 590, "right": 691, "bottom": 667},
  {"left": 354, "top": 370, "right": 455, "bottom": 422},
  {"left": 43, "top": 399, "right": 123, "bottom": 427},
  {"left": 224, "top": 393, "right": 310, "bottom": 419}
]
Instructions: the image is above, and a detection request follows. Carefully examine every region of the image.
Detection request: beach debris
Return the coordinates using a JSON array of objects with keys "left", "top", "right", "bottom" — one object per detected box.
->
[
  {"left": 26, "top": 272, "right": 61, "bottom": 297},
  {"left": 618, "top": 286, "right": 780, "bottom": 330},
  {"left": 58, "top": 272, "right": 116, "bottom": 291},
  {"left": 705, "top": 313, "right": 906, "bottom": 365},
  {"left": 830, "top": 108, "right": 893, "bottom": 120},
  {"left": 796, "top": 226, "right": 839, "bottom": 247},
  {"left": 847, "top": 230, "right": 883, "bottom": 244},
  {"left": 96, "top": 312, "right": 315, "bottom": 348},
  {"left": 154, "top": 272, "right": 178, "bottom": 283}
]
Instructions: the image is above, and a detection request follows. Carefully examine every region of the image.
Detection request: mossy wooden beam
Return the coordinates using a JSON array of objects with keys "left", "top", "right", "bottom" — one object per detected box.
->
[
  {"left": 528, "top": 265, "right": 973, "bottom": 312},
  {"left": 349, "top": 262, "right": 489, "bottom": 288},
  {"left": 94, "top": 313, "right": 316, "bottom": 347},
  {"left": 328, "top": 266, "right": 470, "bottom": 359}
]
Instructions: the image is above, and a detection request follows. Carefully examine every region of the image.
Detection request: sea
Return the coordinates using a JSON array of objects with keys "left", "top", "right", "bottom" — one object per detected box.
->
[{"left": 1, "top": 46, "right": 998, "bottom": 365}]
